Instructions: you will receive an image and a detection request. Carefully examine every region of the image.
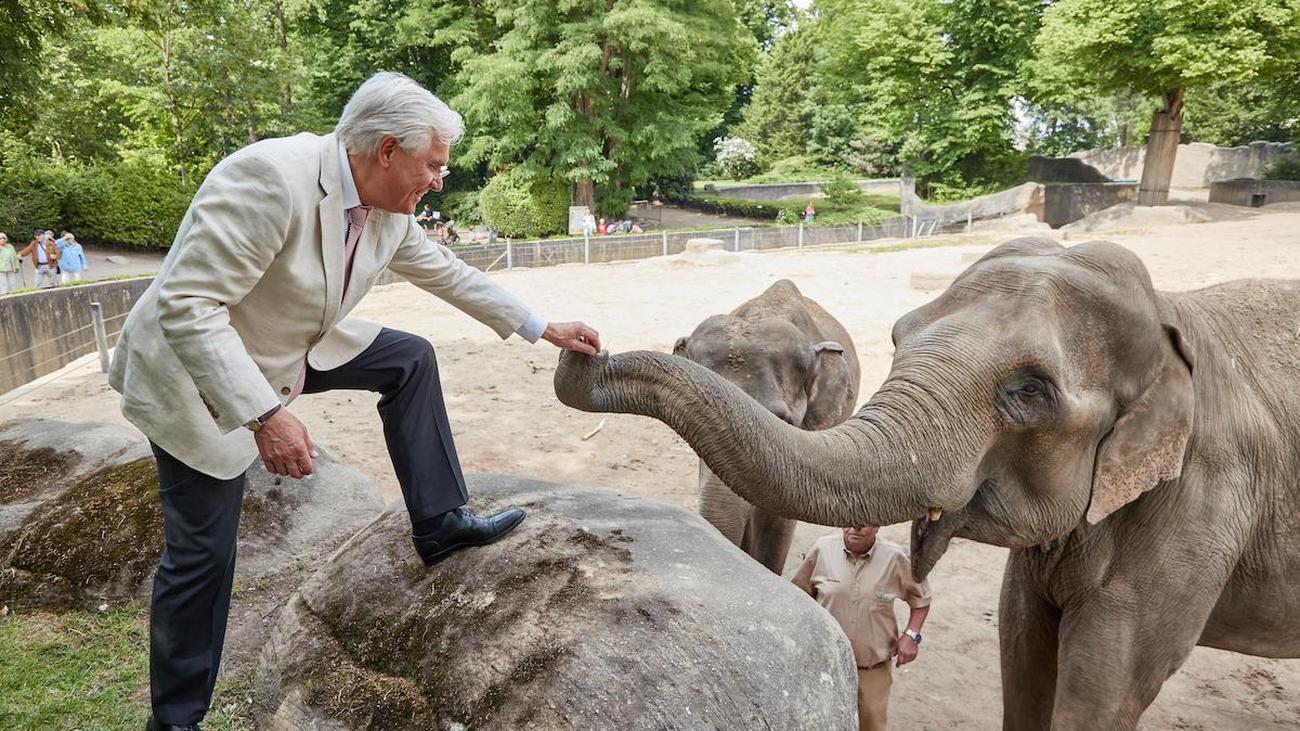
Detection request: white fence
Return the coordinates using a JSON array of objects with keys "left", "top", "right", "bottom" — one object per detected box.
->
[{"left": 453, "top": 215, "right": 955, "bottom": 272}]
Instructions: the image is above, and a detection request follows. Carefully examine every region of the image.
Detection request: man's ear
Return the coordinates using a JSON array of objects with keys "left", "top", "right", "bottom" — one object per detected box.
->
[
  {"left": 1087, "top": 325, "right": 1195, "bottom": 524},
  {"left": 673, "top": 336, "right": 689, "bottom": 357}
]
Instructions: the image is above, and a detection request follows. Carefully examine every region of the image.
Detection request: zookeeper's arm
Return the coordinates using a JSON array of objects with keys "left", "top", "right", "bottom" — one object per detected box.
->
[
  {"left": 387, "top": 217, "right": 600, "bottom": 354},
  {"left": 791, "top": 547, "right": 819, "bottom": 598},
  {"left": 894, "top": 574, "right": 932, "bottom": 667}
]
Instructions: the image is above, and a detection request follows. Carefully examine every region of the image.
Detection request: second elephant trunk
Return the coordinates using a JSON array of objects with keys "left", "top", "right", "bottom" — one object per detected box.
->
[{"left": 555, "top": 350, "right": 988, "bottom": 528}]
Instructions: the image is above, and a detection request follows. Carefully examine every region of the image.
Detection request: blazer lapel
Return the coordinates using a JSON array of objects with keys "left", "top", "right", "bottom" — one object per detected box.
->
[{"left": 317, "top": 133, "right": 345, "bottom": 328}]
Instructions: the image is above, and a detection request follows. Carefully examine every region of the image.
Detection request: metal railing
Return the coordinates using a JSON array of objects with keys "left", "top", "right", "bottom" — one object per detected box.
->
[{"left": 454, "top": 214, "right": 953, "bottom": 272}]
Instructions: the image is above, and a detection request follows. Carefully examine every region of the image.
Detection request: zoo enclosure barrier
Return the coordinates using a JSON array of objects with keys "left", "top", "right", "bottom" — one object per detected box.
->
[{"left": 452, "top": 214, "right": 956, "bottom": 272}]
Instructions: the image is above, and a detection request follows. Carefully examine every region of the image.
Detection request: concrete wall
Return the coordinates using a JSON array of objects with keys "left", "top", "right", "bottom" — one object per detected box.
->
[
  {"left": 0, "top": 277, "right": 152, "bottom": 395},
  {"left": 1073, "top": 141, "right": 1295, "bottom": 188},
  {"left": 901, "top": 181, "right": 1046, "bottom": 227},
  {"left": 1208, "top": 179, "right": 1300, "bottom": 207},
  {"left": 1043, "top": 183, "right": 1139, "bottom": 228},
  {"left": 1027, "top": 156, "right": 1111, "bottom": 184},
  {"left": 703, "top": 178, "right": 900, "bottom": 201}
]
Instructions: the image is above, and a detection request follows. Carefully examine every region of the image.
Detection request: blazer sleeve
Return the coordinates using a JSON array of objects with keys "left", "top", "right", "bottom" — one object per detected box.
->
[
  {"left": 155, "top": 154, "right": 291, "bottom": 433},
  {"left": 386, "top": 215, "right": 531, "bottom": 339}
]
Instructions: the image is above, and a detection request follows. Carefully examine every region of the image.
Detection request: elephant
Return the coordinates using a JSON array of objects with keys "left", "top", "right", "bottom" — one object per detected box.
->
[
  {"left": 552, "top": 237, "right": 1300, "bottom": 730},
  {"left": 673, "top": 279, "right": 860, "bottom": 573}
]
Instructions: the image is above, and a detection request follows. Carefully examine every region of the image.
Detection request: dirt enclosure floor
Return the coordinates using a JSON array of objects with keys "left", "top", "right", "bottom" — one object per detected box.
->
[{"left": 5, "top": 206, "right": 1300, "bottom": 729}]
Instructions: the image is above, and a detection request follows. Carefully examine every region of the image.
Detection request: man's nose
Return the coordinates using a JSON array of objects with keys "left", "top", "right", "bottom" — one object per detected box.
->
[{"left": 428, "top": 176, "right": 443, "bottom": 193}]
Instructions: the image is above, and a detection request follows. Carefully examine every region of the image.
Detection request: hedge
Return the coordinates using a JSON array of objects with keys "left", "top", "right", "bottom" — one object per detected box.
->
[
  {"left": 479, "top": 169, "right": 569, "bottom": 238},
  {"left": 666, "top": 193, "right": 794, "bottom": 220},
  {"left": 0, "top": 157, "right": 193, "bottom": 249}
]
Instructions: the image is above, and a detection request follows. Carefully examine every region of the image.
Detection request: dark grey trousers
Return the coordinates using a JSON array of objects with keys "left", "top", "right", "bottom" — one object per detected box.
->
[{"left": 149, "top": 328, "right": 467, "bottom": 723}]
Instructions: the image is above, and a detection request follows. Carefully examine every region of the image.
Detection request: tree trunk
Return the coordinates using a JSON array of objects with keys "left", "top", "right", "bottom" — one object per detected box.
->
[
  {"left": 1137, "top": 87, "right": 1183, "bottom": 206},
  {"left": 273, "top": 0, "right": 292, "bottom": 107},
  {"left": 573, "top": 180, "right": 594, "bottom": 208}
]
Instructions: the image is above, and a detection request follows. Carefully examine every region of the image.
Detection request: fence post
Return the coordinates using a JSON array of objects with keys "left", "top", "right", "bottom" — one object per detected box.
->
[
  {"left": 857, "top": 221, "right": 863, "bottom": 244},
  {"left": 584, "top": 233, "right": 591, "bottom": 264},
  {"left": 506, "top": 240, "right": 513, "bottom": 270},
  {"left": 798, "top": 223, "right": 804, "bottom": 248},
  {"left": 733, "top": 227, "right": 740, "bottom": 252},
  {"left": 90, "top": 302, "right": 110, "bottom": 373},
  {"left": 966, "top": 208, "right": 973, "bottom": 233},
  {"left": 662, "top": 230, "right": 668, "bottom": 257}
]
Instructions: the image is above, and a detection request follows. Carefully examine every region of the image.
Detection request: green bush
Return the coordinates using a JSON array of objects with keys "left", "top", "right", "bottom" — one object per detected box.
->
[
  {"left": 1264, "top": 156, "right": 1300, "bottom": 181},
  {"left": 669, "top": 193, "right": 794, "bottom": 220},
  {"left": 439, "top": 190, "right": 482, "bottom": 227},
  {"left": 64, "top": 157, "right": 194, "bottom": 248},
  {"left": 479, "top": 169, "right": 569, "bottom": 238},
  {"left": 0, "top": 160, "right": 69, "bottom": 242},
  {"left": 0, "top": 154, "right": 192, "bottom": 249},
  {"left": 822, "top": 173, "right": 865, "bottom": 208}
]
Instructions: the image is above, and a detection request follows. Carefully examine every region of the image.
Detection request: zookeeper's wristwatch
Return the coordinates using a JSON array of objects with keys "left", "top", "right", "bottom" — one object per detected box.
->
[
  {"left": 244, "top": 404, "right": 283, "bottom": 433},
  {"left": 903, "top": 628, "right": 923, "bottom": 645}
]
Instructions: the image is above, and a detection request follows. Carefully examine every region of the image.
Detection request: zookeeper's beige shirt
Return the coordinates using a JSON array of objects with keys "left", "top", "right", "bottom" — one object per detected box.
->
[{"left": 792, "top": 533, "right": 931, "bottom": 668}]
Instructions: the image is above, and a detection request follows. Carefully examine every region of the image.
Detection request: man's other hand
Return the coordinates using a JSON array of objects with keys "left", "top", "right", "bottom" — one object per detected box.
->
[
  {"left": 894, "top": 635, "right": 919, "bottom": 667},
  {"left": 543, "top": 321, "right": 602, "bottom": 355},
  {"left": 254, "top": 408, "right": 317, "bottom": 478}
]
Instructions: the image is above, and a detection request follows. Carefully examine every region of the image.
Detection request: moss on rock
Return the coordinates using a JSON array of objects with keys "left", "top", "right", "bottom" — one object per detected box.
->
[
  {"left": 0, "top": 440, "right": 77, "bottom": 503},
  {"left": 0, "top": 458, "right": 161, "bottom": 609}
]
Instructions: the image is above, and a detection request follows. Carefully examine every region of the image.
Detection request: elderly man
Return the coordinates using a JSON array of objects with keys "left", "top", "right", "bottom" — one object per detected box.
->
[
  {"left": 110, "top": 72, "right": 601, "bottom": 731},
  {"left": 793, "top": 525, "right": 931, "bottom": 731},
  {"left": 18, "top": 228, "right": 59, "bottom": 288}
]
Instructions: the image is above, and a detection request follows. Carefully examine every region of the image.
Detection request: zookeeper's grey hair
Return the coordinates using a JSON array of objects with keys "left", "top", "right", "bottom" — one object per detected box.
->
[{"left": 336, "top": 72, "right": 464, "bottom": 157}]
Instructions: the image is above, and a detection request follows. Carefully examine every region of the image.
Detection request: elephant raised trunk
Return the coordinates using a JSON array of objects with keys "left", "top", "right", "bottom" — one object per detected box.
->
[{"left": 554, "top": 349, "right": 990, "bottom": 530}]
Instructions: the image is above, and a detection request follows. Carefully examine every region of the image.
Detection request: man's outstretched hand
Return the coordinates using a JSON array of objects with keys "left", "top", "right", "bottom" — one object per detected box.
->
[{"left": 543, "top": 321, "right": 602, "bottom": 355}]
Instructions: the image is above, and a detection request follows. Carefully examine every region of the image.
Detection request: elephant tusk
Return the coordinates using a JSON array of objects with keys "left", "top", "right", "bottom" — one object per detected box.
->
[{"left": 927, "top": 507, "right": 943, "bottom": 522}]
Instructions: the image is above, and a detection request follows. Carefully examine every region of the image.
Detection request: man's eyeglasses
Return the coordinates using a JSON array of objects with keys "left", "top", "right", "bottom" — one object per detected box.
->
[{"left": 437, "top": 166, "right": 450, "bottom": 180}]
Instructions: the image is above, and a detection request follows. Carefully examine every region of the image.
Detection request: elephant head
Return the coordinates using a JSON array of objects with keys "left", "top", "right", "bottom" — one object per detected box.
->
[{"left": 554, "top": 237, "right": 1195, "bottom": 580}]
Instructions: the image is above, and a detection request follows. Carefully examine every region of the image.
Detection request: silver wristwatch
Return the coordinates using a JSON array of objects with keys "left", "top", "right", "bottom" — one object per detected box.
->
[
  {"left": 244, "top": 404, "right": 282, "bottom": 433},
  {"left": 903, "top": 628, "right": 923, "bottom": 645}
]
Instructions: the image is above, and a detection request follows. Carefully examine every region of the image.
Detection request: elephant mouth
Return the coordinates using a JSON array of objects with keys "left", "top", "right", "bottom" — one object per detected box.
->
[{"left": 908, "top": 481, "right": 982, "bottom": 582}]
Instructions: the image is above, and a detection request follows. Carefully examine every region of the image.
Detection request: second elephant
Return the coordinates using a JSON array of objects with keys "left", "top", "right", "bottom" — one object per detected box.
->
[{"left": 674, "top": 279, "right": 860, "bottom": 572}]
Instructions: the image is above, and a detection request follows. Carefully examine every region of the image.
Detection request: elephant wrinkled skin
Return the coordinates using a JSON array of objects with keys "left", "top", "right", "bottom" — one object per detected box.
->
[
  {"left": 674, "top": 279, "right": 859, "bottom": 572},
  {"left": 553, "top": 237, "right": 1300, "bottom": 730}
]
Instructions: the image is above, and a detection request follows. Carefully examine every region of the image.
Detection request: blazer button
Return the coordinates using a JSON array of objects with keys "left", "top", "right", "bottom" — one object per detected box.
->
[{"left": 281, "top": 386, "right": 291, "bottom": 395}]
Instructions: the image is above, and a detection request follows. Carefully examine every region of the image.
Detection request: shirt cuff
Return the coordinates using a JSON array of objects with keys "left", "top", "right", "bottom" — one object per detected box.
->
[{"left": 516, "top": 314, "right": 548, "bottom": 344}]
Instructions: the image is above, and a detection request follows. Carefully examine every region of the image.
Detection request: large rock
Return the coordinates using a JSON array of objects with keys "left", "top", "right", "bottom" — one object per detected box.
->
[
  {"left": 0, "top": 418, "right": 385, "bottom": 615},
  {"left": 255, "top": 475, "right": 857, "bottom": 730}
]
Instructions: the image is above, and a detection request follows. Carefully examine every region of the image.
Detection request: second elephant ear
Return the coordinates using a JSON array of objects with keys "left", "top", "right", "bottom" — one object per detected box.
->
[
  {"left": 804, "top": 341, "right": 852, "bottom": 429},
  {"left": 1087, "top": 324, "right": 1195, "bottom": 524},
  {"left": 673, "top": 336, "right": 689, "bottom": 357}
]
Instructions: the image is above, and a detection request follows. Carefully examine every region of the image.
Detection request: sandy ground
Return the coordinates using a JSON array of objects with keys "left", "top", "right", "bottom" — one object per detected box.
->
[{"left": 4, "top": 207, "right": 1300, "bottom": 729}]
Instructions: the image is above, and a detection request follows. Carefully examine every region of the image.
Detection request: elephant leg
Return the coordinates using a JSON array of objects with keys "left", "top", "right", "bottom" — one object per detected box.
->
[
  {"left": 1048, "top": 582, "right": 1221, "bottom": 730},
  {"left": 697, "top": 463, "right": 750, "bottom": 547},
  {"left": 999, "top": 553, "right": 1060, "bottom": 731},
  {"left": 743, "top": 507, "right": 797, "bottom": 574}
]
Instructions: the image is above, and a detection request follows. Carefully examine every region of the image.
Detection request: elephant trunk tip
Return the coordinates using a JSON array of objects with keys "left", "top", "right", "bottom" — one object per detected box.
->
[{"left": 554, "top": 349, "right": 616, "bottom": 413}]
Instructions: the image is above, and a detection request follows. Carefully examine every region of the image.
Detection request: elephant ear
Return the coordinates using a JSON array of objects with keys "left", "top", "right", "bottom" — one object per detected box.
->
[
  {"left": 1087, "top": 325, "right": 1195, "bottom": 524},
  {"left": 673, "top": 336, "right": 689, "bottom": 357},
  {"left": 804, "top": 341, "right": 853, "bottom": 430}
]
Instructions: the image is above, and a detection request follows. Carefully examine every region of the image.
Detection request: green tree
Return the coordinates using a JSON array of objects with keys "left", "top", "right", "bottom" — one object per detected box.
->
[
  {"left": 1031, "top": 0, "right": 1300, "bottom": 204},
  {"left": 452, "top": 0, "right": 756, "bottom": 210},
  {"left": 734, "top": 24, "right": 816, "bottom": 165}
]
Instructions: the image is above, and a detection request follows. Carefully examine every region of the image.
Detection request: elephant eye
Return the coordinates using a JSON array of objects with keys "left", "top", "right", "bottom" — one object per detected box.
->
[{"left": 1020, "top": 382, "right": 1040, "bottom": 396}]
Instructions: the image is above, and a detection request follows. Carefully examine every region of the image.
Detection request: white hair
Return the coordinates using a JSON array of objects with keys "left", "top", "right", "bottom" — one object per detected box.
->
[{"left": 335, "top": 72, "right": 464, "bottom": 158}]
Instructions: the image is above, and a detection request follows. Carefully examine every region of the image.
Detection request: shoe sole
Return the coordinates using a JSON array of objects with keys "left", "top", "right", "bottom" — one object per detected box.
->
[{"left": 420, "top": 511, "right": 527, "bottom": 566}]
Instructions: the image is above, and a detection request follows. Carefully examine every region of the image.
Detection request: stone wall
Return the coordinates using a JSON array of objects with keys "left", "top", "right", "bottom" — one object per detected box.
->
[
  {"left": 1208, "top": 179, "right": 1300, "bottom": 207},
  {"left": 0, "top": 277, "right": 152, "bottom": 394},
  {"left": 902, "top": 181, "right": 1046, "bottom": 227},
  {"left": 703, "top": 178, "right": 900, "bottom": 201},
  {"left": 1073, "top": 141, "right": 1295, "bottom": 188},
  {"left": 1043, "top": 182, "right": 1140, "bottom": 227}
]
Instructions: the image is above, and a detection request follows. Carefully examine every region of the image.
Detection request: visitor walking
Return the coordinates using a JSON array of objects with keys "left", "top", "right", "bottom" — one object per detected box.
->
[
  {"left": 19, "top": 228, "right": 60, "bottom": 288},
  {"left": 59, "top": 233, "right": 88, "bottom": 283},
  {"left": 0, "top": 233, "right": 21, "bottom": 294}
]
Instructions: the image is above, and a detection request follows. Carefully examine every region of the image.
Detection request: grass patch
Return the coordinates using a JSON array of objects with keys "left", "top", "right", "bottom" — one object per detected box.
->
[{"left": 0, "top": 604, "right": 255, "bottom": 730}]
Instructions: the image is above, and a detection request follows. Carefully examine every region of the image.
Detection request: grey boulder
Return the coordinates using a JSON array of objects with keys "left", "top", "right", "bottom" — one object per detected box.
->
[{"left": 255, "top": 474, "right": 856, "bottom": 730}]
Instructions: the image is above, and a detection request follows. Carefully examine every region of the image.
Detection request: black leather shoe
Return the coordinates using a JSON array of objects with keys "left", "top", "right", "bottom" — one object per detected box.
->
[
  {"left": 145, "top": 718, "right": 200, "bottom": 731},
  {"left": 412, "top": 507, "right": 527, "bottom": 566}
]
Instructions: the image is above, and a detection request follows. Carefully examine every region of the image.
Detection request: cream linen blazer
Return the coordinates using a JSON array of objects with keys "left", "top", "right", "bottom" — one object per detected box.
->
[{"left": 109, "top": 132, "right": 530, "bottom": 478}]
